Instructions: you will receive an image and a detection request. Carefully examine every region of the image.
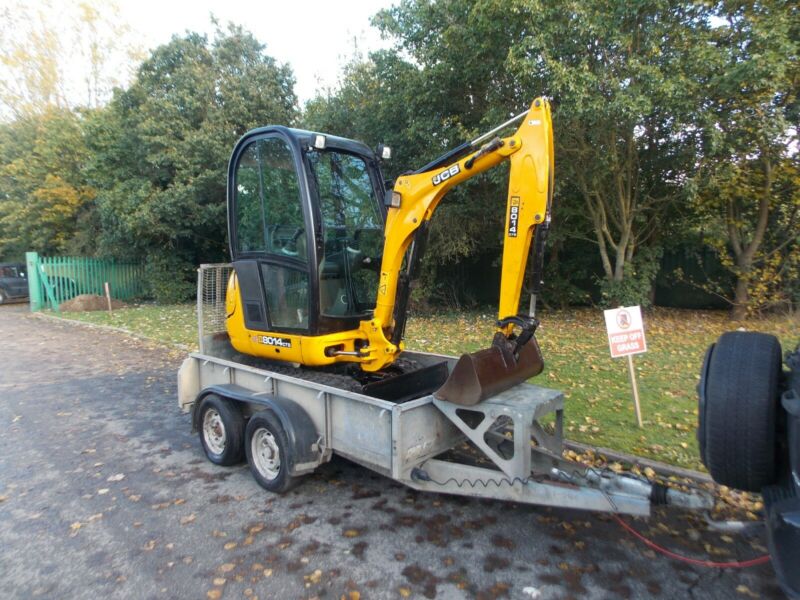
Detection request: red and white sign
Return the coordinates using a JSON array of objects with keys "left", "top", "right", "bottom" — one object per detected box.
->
[{"left": 603, "top": 306, "right": 647, "bottom": 358}]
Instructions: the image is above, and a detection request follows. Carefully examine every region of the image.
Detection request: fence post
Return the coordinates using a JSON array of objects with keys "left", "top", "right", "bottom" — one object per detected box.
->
[{"left": 25, "top": 252, "right": 42, "bottom": 311}]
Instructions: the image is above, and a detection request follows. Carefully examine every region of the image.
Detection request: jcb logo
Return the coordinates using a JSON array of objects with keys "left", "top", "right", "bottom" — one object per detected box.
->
[{"left": 432, "top": 164, "right": 460, "bottom": 186}]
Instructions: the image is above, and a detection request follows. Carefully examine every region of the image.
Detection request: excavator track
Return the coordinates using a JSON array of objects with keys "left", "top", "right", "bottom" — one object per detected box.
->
[
  {"left": 229, "top": 351, "right": 446, "bottom": 403},
  {"left": 230, "top": 352, "right": 364, "bottom": 392}
]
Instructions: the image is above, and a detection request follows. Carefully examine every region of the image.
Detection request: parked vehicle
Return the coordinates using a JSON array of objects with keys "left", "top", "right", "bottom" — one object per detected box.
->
[
  {"left": 0, "top": 263, "right": 28, "bottom": 304},
  {"left": 699, "top": 331, "right": 800, "bottom": 599}
]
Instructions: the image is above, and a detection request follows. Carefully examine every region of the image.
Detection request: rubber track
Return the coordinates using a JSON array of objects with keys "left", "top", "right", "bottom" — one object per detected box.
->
[{"left": 229, "top": 352, "right": 363, "bottom": 392}]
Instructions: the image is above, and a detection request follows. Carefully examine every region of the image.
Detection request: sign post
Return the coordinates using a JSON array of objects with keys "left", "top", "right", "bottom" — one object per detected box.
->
[
  {"left": 603, "top": 306, "right": 647, "bottom": 427},
  {"left": 626, "top": 354, "right": 643, "bottom": 428},
  {"left": 104, "top": 281, "right": 113, "bottom": 316}
]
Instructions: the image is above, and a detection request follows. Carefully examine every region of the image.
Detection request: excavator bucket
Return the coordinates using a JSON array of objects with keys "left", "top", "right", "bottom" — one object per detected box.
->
[{"left": 434, "top": 332, "right": 544, "bottom": 406}]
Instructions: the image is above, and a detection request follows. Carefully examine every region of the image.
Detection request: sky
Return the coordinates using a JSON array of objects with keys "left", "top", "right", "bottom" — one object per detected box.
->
[{"left": 116, "top": 0, "right": 396, "bottom": 102}]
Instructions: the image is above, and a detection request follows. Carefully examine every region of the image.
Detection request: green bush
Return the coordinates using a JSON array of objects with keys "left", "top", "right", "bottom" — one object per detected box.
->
[
  {"left": 145, "top": 255, "right": 195, "bottom": 304},
  {"left": 599, "top": 246, "right": 663, "bottom": 308}
]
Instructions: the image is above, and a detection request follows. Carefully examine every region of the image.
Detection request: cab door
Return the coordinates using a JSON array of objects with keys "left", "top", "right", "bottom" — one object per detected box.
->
[
  {"left": 230, "top": 135, "right": 312, "bottom": 334},
  {"left": 306, "top": 150, "right": 384, "bottom": 333}
]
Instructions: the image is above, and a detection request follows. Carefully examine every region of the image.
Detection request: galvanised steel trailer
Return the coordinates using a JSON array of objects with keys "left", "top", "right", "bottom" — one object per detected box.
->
[{"left": 178, "top": 265, "right": 711, "bottom": 515}]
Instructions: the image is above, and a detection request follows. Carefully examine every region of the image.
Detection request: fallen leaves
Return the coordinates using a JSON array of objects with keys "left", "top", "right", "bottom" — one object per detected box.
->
[
  {"left": 736, "top": 584, "right": 760, "bottom": 598},
  {"left": 106, "top": 473, "right": 125, "bottom": 482},
  {"left": 248, "top": 523, "right": 264, "bottom": 535},
  {"left": 304, "top": 569, "right": 323, "bottom": 585},
  {"left": 180, "top": 514, "right": 196, "bottom": 525}
]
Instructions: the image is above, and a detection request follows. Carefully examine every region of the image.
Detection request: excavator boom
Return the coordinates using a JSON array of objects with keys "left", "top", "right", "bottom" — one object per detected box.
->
[{"left": 377, "top": 98, "right": 554, "bottom": 403}]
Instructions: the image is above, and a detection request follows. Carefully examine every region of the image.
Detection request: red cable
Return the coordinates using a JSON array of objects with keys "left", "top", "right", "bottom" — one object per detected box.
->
[{"left": 612, "top": 514, "right": 771, "bottom": 568}]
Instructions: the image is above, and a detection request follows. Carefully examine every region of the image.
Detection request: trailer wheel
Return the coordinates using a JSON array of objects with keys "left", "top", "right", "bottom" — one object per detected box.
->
[
  {"left": 699, "top": 331, "right": 782, "bottom": 492},
  {"left": 198, "top": 394, "right": 244, "bottom": 466},
  {"left": 245, "top": 412, "right": 300, "bottom": 494}
]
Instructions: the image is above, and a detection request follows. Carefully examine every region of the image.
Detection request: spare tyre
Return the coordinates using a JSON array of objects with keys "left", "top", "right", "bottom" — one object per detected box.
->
[{"left": 698, "top": 331, "right": 782, "bottom": 492}]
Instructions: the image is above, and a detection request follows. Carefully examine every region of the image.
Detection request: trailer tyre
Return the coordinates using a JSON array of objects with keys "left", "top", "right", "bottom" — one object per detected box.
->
[
  {"left": 245, "top": 412, "right": 300, "bottom": 494},
  {"left": 198, "top": 394, "right": 245, "bottom": 466},
  {"left": 699, "top": 331, "right": 782, "bottom": 492}
]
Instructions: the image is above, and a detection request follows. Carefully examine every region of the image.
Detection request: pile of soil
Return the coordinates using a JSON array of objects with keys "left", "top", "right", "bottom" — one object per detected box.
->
[{"left": 60, "top": 294, "right": 127, "bottom": 312}]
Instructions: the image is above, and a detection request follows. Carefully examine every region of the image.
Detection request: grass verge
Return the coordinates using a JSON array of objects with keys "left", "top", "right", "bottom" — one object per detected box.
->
[{"left": 54, "top": 304, "right": 799, "bottom": 470}]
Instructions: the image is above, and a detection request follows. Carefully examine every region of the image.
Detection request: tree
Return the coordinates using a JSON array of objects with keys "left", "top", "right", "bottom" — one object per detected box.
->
[
  {"left": 84, "top": 24, "right": 297, "bottom": 302},
  {"left": 308, "top": 2, "right": 558, "bottom": 306},
  {"left": 504, "top": 0, "right": 715, "bottom": 304},
  {"left": 0, "top": 107, "right": 94, "bottom": 259},
  {"left": 0, "top": 0, "right": 140, "bottom": 118},
  {"left": 311, "top": 0, "right": 714, "bottom": 307},
  {"left": 692, "top": 0, "right": 799, "bottom": 318}
]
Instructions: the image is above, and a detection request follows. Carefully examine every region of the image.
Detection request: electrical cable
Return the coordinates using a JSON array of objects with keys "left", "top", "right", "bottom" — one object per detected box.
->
[{"left": 612, "top": 513, "right": 771, "bottom": 568}]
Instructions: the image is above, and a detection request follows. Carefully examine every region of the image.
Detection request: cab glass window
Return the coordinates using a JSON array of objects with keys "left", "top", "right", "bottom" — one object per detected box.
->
[{"left": 235, "top": 137, "right": 306, "bottom": 260}]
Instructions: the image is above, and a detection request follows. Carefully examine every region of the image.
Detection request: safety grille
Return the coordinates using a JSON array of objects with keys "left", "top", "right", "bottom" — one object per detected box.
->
[{"left": 197, "top": 263, "right": 233, "bottom": 352}]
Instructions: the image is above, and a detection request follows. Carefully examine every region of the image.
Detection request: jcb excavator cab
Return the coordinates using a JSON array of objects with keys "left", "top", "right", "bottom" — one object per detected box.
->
[{"left": 227, "top": 127, "right": 386, "bottom": 345}]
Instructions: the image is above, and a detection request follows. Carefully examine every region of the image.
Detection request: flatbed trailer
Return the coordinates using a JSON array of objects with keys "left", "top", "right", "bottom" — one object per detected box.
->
[{"left": 178, "top": 265, "right": 711, "bottom": 517}]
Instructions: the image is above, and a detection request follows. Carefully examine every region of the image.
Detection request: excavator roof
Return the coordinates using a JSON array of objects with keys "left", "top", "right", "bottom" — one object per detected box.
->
[{"left": 235, "top": 125, "right": 376, "bottom": 160}]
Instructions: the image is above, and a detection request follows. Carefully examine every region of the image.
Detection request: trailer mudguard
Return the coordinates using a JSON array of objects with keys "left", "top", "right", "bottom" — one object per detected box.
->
[{"left": 192, "top": 384, "right": 322, "bottom": 475}]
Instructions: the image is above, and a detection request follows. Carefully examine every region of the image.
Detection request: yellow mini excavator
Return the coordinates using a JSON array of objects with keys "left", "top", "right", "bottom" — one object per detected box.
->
[{"left": 224, "top": 97, "right": 554, "bottom": 406}]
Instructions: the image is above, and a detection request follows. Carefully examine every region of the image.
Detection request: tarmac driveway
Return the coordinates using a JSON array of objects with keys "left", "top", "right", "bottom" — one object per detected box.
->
[{"left": 0, "top": 305, "right": 786, "bottom": 599}]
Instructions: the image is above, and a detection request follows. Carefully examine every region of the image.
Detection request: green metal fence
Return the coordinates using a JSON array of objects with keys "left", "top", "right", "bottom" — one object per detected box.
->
[{"left": 25, "top": 252, "right": 146, "bottom": 312}]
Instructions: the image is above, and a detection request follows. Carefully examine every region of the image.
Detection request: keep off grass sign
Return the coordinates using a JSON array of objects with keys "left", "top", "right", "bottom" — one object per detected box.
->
[
  {"left": 603, "top": 306, "right": 647, "bottom": 427},
  {"left": 603, "top": 306, "right": 647, "bottom": 357}
]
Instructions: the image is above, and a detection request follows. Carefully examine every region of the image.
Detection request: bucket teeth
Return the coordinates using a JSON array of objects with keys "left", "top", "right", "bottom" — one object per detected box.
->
[{"left": 434, "top": 332, "right": 544, "bottom": 405}]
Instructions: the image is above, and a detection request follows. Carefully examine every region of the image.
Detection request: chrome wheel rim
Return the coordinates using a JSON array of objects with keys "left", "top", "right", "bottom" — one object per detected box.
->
[
  {"left": 202, "top": 408, "right": 226, "bottom": 455},
  {"left": 251, "top": 428, "right": 280, "bottom": 480}
]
